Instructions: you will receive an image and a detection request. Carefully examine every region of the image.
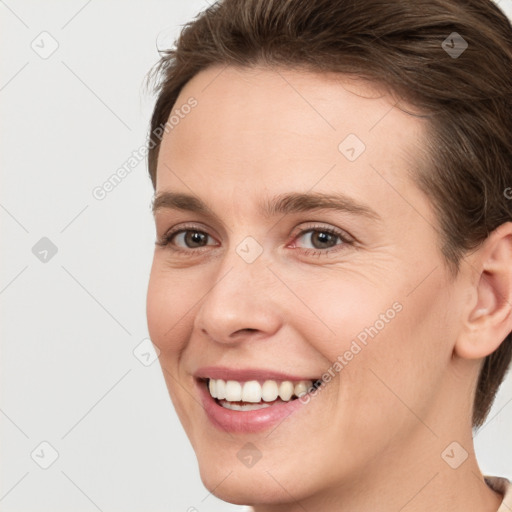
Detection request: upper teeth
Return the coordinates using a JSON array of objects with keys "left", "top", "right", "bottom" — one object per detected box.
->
[{"left": 208, "top": 379, "right": 314, "bottom": 403}]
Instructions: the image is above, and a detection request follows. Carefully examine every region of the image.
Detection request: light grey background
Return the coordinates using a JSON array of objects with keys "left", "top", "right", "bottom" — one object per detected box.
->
[{"left": 1, "top": 1, "right": 511, "bottom": 511}]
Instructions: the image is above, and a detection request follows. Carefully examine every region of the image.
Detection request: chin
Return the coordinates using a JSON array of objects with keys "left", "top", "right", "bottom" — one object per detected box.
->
[
  {"left": 195, "top": 449, "right": 325, "bottom": 507},
  {"left": 198, "top": 464, "right": 297, "bottom": 506}
]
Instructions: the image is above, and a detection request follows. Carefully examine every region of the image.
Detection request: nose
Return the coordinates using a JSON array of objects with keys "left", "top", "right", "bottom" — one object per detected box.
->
[{"left": 193, "top": 246, "right": 282, "bottom": 345}]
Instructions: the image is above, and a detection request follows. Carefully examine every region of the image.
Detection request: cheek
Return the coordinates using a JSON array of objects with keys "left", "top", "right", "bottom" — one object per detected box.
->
[
  {"left": 288, "top": 270, "right": 399, "bottom": 358},
  {"left": 146, "top": 272, "right": 168, "bottom": 346},
  {"left": 146, "top": 264, "right": 197, "bottom": 351},
  {"left": 297, "top": 264, "right": 455, "bottom": 425},
  {"left": 342, "top": 269, "right": 456, "bottom": 429},
  {"left": 146, "top": 267, "right": 201, "bottom": 431}
]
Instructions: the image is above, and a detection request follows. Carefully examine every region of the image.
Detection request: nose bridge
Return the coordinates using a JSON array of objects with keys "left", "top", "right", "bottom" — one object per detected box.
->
[
  {"left": 194, "top": 234, "right": 281, "bottom": 343},
  {"left": 216, "top": 224, "right": 274, "bottom": 294}
]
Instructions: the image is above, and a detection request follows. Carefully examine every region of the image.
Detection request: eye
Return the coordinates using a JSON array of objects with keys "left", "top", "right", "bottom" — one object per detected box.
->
[
  {"left": 155, "top": 225, "right": 218, "bottom": 253},
  {"left": 290, "top": 224, "right": 353, "bottom": 256}
]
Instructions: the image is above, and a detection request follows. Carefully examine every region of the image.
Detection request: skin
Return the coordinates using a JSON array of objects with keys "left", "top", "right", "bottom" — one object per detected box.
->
[{"left": 146, "top": 64, "right": 512, "bottom": 511}]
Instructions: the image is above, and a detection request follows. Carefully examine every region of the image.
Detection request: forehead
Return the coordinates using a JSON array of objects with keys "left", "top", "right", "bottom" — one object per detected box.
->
[{"left": 155, "top": 64, "right": 429, "bottom": 219}]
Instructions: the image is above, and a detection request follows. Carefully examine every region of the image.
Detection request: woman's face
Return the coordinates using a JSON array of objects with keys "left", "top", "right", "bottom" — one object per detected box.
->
[{"left": 146, "top": 65, "right": 470, "bottom": 505}]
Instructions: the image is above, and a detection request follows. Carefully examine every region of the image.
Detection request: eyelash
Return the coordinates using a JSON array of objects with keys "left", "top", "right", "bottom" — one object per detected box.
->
[{"left": 155, "top": 223, "right": 354, "bottom": 258}]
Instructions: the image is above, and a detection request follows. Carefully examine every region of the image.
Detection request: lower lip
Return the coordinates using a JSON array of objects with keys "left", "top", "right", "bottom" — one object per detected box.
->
[{"left": 196, "top": 379, "right": 307, "bottom": 433}]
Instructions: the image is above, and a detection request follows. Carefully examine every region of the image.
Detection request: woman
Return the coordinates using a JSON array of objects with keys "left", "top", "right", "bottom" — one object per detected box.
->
[{"left": 145, "top": 0, "right": 512, "bottom": 510}]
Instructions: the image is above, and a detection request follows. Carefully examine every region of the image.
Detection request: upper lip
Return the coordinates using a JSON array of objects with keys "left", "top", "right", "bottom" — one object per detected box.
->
[{"left": 194, "top": 366, "right": 319, "bottom": 382}]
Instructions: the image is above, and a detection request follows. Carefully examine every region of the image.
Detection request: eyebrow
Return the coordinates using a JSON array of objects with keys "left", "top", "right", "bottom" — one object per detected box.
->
[{"left": 151, "top": 191, "right": 381, "bottom": 222}]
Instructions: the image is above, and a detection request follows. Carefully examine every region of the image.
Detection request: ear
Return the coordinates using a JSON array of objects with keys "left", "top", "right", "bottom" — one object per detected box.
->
[{"left": 454, "top": 221, "right": 512, "bottom": 360}]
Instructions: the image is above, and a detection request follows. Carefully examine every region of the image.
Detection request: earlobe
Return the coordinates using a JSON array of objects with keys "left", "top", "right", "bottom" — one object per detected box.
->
[{"left": 454, "top": 222, "right": 512, "bottom": 360}]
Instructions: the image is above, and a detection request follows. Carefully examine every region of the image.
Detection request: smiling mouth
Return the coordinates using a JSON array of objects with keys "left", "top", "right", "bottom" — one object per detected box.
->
[{"left": 202, "top": 377, "right": 321, "bottom": 411}]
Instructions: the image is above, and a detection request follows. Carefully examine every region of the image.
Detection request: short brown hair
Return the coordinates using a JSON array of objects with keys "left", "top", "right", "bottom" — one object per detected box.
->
[{"left": 146, "top": 0, "right": 512, "bottom": 428}]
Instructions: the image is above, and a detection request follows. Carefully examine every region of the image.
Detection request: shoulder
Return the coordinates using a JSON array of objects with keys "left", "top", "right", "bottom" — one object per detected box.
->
[{"left": 485, "top": 475, "right": 512, "bottom": 511}]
